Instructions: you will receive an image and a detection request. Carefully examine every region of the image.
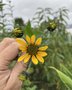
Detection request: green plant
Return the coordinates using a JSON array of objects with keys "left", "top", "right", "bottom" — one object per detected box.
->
[
  {"left": 0, "top": 0, "right": 13, "bottom": 37},
  {"left": 50, "top": 65, "right": 72, "bottom": 90}
]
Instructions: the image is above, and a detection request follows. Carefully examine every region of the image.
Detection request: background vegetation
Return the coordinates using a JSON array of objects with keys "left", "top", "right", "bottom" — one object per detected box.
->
[{"left": 0, "top": 0, "right": 72, "bottom": 90}]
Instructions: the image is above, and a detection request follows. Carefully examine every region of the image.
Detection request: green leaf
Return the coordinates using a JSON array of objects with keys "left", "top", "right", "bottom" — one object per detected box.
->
[
  {"left": 60, "top": 64, "right": 72, "bottom": 78},
  {"left": 24, "top": 20, "right": 33, "bottom": 37},
  {"left": 50, "top": 66, "right": 72, "bottom": 89}
]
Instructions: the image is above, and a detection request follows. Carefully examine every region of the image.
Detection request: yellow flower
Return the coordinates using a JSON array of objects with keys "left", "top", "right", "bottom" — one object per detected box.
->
[{"left": 16, "top": 35, "right": 48, "bottom": 65}]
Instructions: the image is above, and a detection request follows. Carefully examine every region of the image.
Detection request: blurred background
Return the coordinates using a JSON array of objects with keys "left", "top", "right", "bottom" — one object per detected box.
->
[{"left": 0, "top": 0, "right": 72, "bottom": 90}]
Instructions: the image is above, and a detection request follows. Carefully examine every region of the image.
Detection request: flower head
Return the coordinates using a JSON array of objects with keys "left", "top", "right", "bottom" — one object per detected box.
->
[
  {"left": 16, "top": 35, "right": 48, "bottom": 65},
  {"left": 12, "top": 28, "right": 23, "bottom": 37},
  {"left": 47, "top": 20, "right": 57, "bottom": 32}
]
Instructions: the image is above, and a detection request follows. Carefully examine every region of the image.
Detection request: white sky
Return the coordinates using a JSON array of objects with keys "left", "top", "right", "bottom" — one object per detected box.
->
[{"left": 3, "top": 0, "right": 72, "bottom": 24}]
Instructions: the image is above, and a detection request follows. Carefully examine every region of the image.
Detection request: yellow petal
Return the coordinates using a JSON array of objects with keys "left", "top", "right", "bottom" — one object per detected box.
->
[
  {"left": 24, "top": 54, "right": 31, "bottom": 63},
  {"left": 38, "top": 46, "right": 48, "bottom": 51},
  {"left": 18, "top": 53, "right": 28, "bottom": 62},
  {"left": 37, "top": 51, "right": 47, "bottom": 57},
  {"left": 16, "top": 38, "right": 26, "bottom": 46},
  {"left": 26, "top": 35, "right": 30, "bottom": 44},
  {"left": 31, "top": 35, "right": 36, "bottom": 44},
  {"left": 36, "top": 54, "right": 44, "bottom": 64},
  {"left": 32, "top": 55, "right": 38, "bottom": 65},
  {"left": 19, "top": 45, "right": 27, "bottom": 51},
  {"left": 35, "top": 37, "right": 42, "bottom": 45}
]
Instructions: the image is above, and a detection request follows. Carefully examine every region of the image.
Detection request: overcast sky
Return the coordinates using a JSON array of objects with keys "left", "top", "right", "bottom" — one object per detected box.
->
[{"left": 4, "top": 0, "right": 72, "bottom": 24}]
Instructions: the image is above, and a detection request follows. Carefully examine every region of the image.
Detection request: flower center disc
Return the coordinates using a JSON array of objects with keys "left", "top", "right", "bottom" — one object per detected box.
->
[{"left": 27, "top": 44, "right": 39, "bottom": 55}]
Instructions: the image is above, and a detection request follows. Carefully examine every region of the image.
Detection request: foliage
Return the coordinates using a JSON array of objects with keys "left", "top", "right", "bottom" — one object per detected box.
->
[
  {"left": 32, "top": 7, "right": 69, "bottom": 32},
  {"left": 24, "top": 20, "right": 33, "bottom": 37},
  {"left": 14, "top": 17, "right": 25, "bottom": 29},
  {"left": 0, "top": 0, "right": 13, "bottom": 37},
  {"left": 50, "top": 66, "right": 72, "bottom": 90}
]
